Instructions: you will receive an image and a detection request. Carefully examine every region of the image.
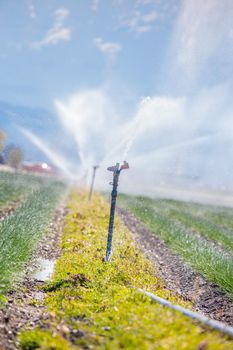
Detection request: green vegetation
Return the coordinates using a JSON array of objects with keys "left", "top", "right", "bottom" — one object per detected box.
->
[
  {"left": 20, "top": 192, "right": 233, "bottom": 349},
  {"left": 0, "top": 172, "right": 44, "bottom": 206},
  {"left": 7, "top": 147, "right": 24, "bottom": 170},
  {"left": 119, "top": 194, "right": 233, "bottom": 298},
  {"left": 0, "top": 174, "right": 66, "bottom": 293},
  {"left": 153, "top": 198, "right": 233, "bottom": 250},
  {"left": 20, "top": 329, "right": 75, "bottom": 350}
]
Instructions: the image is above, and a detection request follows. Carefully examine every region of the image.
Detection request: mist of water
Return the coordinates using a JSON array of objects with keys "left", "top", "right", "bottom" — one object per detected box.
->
[
  {"left": 14, "top": 0, "right": 233, "bottom": 199},
  {"left": 19, "top": 127, "right": 76, "bottom": 179}
]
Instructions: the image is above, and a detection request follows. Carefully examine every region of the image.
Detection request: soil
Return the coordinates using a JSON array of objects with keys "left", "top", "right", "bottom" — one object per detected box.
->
[
  {"left": 117, "top": 207, "right": 233, "bottom": 326},
  {"left": 0, "top": 205, "right": 68, "bottom": 350}
]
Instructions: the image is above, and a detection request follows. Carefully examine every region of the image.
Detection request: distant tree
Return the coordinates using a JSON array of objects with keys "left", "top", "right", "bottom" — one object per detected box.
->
[
  {"left": 0, "top": 154, "right": 4, "bottom": 164},
  {"left": 8, "top": 147, "right": 24, "bottom": 170},
  {"left": 0, "top": 129, "right": 5, "bottom": 152},
  {"left": 4, "top": 144, "right": 21, "bottom": 163}
]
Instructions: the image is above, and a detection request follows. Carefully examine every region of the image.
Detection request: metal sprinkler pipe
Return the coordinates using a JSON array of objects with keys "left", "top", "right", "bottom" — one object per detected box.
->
[
  {"left": 138, "top": 289, "right": 233, "bottom": 338},
  {"left": 105, "top": 161, "right": 129, "bottom": 262},
  {"left": 88, "top": 165, "right": 99, "bottom": 201}
]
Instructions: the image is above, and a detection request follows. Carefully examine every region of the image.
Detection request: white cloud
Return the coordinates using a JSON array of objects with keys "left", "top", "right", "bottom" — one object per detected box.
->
[
  {"left": 55, "top": 8, "right": 69, "bottom": 23},
  {"left": 34, "top": 28, "right": 70, "bottom": 47},
  {"left": 141, "top": 11, "right": 158, "bottom": 23},
  {"left": 29, "top": 2, "right": 36, "bottom": 18},
  {"left": 125, "top": 10, "right": 158, "bottom": 33},
  {"left": 136, "top": 0, "right": 156, "bottom": 4},
  {"left": 31, "top": 7, "right": 71, "bottom": 49},
  {"left": 94, "top": 37, "right": 122, "bottom": 60},
  {"left": 91, "top": 0, "right": 100, "bottom": 11}
]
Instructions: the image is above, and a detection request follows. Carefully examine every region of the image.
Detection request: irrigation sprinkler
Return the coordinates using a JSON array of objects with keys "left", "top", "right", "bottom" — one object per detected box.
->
[
  {"left": 105, "top": 161, "right": 129, "bottom": 262},
  {"left": 88, "top": 165, "right": 99, "bottom": 201}
]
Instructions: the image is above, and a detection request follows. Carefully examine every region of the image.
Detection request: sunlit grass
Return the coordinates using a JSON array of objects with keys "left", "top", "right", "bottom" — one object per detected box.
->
[
  {"left": 0, "top": 177, "right": 66, "bottom": 294},
  {"left": 119, "top": 194, "right": 233, "bottom": 298},
  {"left": 0, "top": 172, "right": 46, "bottom": 207},
  {"left": 145, "top": 198, "right": 233, "bottom": 251}
]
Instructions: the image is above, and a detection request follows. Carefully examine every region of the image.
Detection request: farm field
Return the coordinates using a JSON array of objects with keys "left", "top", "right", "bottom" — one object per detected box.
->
[
  {"left": 118, "top": 194, "right": 233, "bottom": 299},
  {"left": 2, "top": 0, "right": 233, "bottom": 348},
  {"left": 0, "top": 172, "right": 66, "bottom": 294},
  {"left": 0, "top": 172, "right": 41, "bottom": 207},
  {"left": 0, "top": 176, "right": 233, "bottom": 349},
  {"left": 18, "top": 192, "right": 233, "bottom": 349}
]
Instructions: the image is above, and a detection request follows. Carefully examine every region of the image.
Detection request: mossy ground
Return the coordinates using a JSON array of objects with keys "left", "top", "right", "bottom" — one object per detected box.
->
[{"left": 19, "top": 191, "right": 233, "bottom": 349}]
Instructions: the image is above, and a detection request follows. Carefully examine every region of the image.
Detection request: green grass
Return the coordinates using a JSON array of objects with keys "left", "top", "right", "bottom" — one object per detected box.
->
[
  {"left": 0, "top": 176, "right": 66, "bottom": 294},
  {"left": 20, "top": 329, "right": 74, "bottom": 350},
  {"left": 0, "top": 172, "right": 45, "bottom": 207},
  {"left": 118, "top": 194, "right": 233, "bottom": 298},
  {"left": 144, "top": 198, "right": 233, "bottom": 251},
  {"left": 19, "top": 193, "right": 233, "bottom": 349},
  {"left": 157, "top": 198, "right": 233, "bottom": 232}
]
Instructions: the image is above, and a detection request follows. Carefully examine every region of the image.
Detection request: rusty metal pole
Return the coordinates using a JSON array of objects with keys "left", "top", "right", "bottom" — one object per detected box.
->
[
  {"left": 105, "top": 161, "right": 129, "bottom": 262},
  {"left": 88, "top": 165, "right": 99, "bottom": 201}
]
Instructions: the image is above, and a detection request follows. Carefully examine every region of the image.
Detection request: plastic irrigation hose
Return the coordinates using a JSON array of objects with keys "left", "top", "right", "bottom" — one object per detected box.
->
[{"left": 138, "top": 288, "right": 233, "bottom": 338}]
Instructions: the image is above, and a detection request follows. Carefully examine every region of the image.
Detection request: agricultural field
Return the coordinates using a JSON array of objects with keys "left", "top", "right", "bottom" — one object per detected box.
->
[
  {"left": 118, "top": 194, "right": 233, "bottom": 299},
  {"left": 2, "top": 0, "right": 233, "bottom": 348},
  {"left": 0, "top": 172, "right": 67, "bottom": 294},
  {"left": 0, "top": 172, "right": 40, "bottom": 207},
  {"left": 18, "top": 192, "right": 233, "bottom": 349},
  {"left": 0, "top": 175, "right": 233, "bottom": 349}
]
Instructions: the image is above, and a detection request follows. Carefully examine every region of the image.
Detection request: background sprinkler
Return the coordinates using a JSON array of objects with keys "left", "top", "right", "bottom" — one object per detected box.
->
[
  {"left": 88, "top": 165, "right": 99, "bottom": 201},
  {"left": 105, "top": 161, "right": 129, "bottom": 262}
]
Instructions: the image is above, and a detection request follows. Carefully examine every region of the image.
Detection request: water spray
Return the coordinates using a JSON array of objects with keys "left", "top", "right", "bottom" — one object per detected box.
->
[
  {"left": 88, "top": 165, "right": 99, "bottom": 201},
  {"left": 105, "top": 161, "right": 129, "bottom": 262}
]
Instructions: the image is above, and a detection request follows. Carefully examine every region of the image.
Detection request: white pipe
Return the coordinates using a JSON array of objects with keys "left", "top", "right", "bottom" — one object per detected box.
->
[{"left": 138, "top": 288, "right": 233, "bottom": 338}]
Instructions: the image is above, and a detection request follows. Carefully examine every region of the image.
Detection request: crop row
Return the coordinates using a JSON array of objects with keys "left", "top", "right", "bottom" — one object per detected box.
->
[
  {"left": 0, "top": 172, "right": 49, "bottom": 207},
  {"left": 119, "top": 195, "right": 233, "bottom": 298},
  {"left": 0, "top": 176, "right": 66, "bottom": 294}
]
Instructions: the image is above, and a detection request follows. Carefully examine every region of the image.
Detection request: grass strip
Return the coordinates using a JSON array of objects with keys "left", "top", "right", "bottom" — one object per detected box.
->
[
  {"left": 0, "top": 179, "right": 66, "bottom": 294},
  {"left": 155, "top": 197, "right": 233, "bottom": 235},
  {"left": 119, "top": 194, "right": 233, "bottom": 298},
  {"left": 168, "top": 209, "right": 233, "bottom": 251},
  {"left": 148, "top": 198, "right": 233, "bottom": 251},
  {"left": 0, "top": 172, "right": 45, "bottom": 207},
  {"left": 19, "top": 192, "right": 233, "bottom": 349}
]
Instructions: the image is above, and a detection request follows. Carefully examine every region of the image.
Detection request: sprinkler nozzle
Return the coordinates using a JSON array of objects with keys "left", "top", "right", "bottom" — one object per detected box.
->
[
  {"left": 107, "top": 161, "right": 129, "bottom": 173},
  {"left": 120, "top": 161, "right": 129, "bottom": 170}
]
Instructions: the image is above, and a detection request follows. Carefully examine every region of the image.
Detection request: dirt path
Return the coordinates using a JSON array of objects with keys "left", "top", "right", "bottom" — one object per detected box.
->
[
  {"left": 118, "top": 207, "right": 233, "bottom": 326},
  {"left": 0, "top": 205, "right": 68, "bottom": 350}
]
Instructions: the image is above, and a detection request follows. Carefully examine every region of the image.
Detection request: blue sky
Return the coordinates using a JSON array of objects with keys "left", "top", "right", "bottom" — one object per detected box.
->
[
  {"left": 0, "top": 0, "right": 179, "bottom": 107},
  {"left": 1, "top": 0, "right": 233, "bottom": 192}
]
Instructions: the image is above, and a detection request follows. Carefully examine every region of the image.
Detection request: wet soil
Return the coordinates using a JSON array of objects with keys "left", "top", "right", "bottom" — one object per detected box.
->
[
  {"left": 0, "top": 205, "right": 68, "bottom": 350},
  {"left": 118, "top": 207, "right": 233, "bottom": 326}
]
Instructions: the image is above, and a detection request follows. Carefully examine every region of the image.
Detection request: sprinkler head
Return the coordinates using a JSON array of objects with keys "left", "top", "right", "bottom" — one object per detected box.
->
[
  {"left": 107, "top": 161, "right": 129, "bottom": 173},
  {"left": 107, "top": 163, "right": 120, "bottom": 172},
  {"left": 120, "top": 161, "right": 129, "bottom": 171}
]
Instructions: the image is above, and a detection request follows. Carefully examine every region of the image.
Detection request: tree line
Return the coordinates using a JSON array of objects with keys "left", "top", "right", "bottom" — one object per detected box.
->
[{"left": 0, "top": 129, "right": 24, "bottom": 170}]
